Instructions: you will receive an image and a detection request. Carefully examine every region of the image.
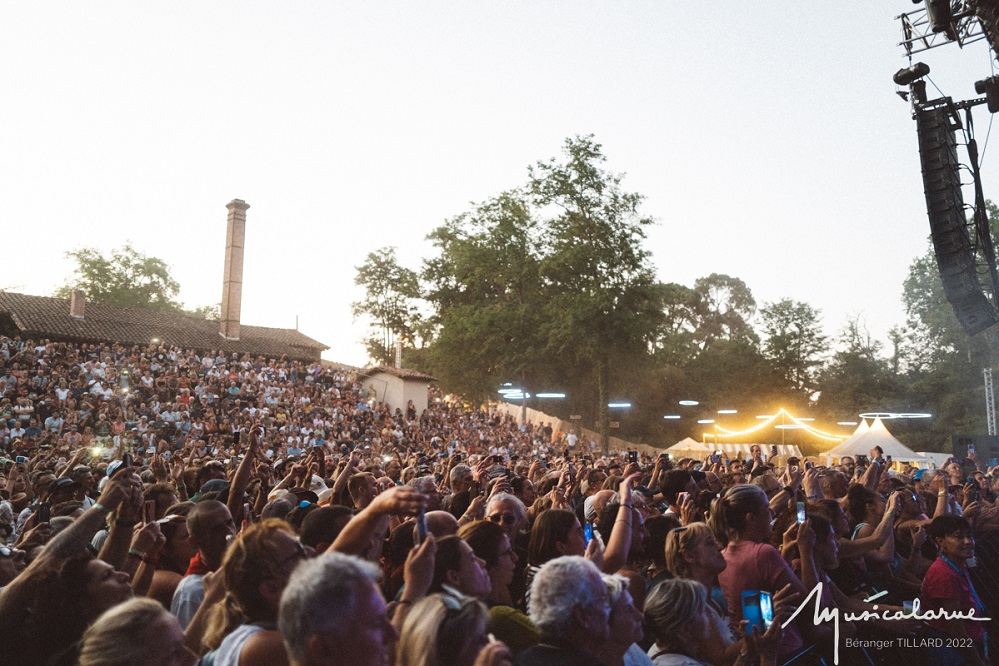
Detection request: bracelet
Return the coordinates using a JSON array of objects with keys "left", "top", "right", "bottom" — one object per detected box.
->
[
  {"left": 128, "top": 548, "right": 145, "bottom": 559},
  {"left": 396, "top": 599, "right": 413, "bottom": 607},
  {"left": 460, "top": 514, "right": 472, "bottom": 521},
  {"left": 615, "top": 518, "right": 632, "bottom": 525},
  {"left": 92, "top": 502, "right": 107, "bottom": 513},
  {"left": 938, "top": 491, "right": 947, "bottom": 496},
  {"left": 620, "top": 503, "right": 633, "bottom": 509}
]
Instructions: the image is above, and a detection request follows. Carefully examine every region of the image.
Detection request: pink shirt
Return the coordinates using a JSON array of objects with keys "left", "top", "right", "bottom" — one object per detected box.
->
[{"left": 719, "top": 540, "right": 804, "bottom": 656}]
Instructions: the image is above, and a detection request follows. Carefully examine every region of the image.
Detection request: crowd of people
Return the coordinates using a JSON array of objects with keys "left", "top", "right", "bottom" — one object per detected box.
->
[{"left": 0, "top": 335, "right": 997, "bottom": 665}]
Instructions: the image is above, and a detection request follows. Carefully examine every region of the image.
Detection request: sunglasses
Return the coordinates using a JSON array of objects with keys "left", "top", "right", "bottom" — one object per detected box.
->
[{"left": 488, "top": 513, "right": 517, "bottom": 525}]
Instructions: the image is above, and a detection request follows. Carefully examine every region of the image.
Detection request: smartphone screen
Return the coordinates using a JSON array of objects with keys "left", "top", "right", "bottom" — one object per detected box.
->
[
  {"left": 796, "top": 501, "right": 806, "bottom": 523},
  {"left": 37, "top": 502, "right": 51, "bottom": 524},
  {"left": 143, "top": 500, "right": 156, "bottom": 524},
  {"left": 414, "top": 508, "right": 428, "bottom": 545},
  {"left": 583, "top": 522, "right": 594, "bottom": 545},
  {"left": 741, "top": 590, "right": 773, "bottom": 633}
]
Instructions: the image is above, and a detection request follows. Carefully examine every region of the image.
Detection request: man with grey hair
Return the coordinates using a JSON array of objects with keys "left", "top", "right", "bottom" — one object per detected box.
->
[
  {"left": 485, "top": 492, "right": 527, "bottom": 539},
  {"left": 279, "top": 551, "right": 398, "bottom": 666},
  {"left": 407, "top": 474, "right": 442, "bottom": 511},
  {"left": 443, "top": 463, "right": 473, "bottom": 512},
  {"left": 516, "top": 556, "right": 609, "bottom": 666}
]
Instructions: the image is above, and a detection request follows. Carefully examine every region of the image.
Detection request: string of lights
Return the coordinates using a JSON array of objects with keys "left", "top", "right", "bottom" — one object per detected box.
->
[{"left": 708, "top": 408, "right": 848, "bottom": 443}]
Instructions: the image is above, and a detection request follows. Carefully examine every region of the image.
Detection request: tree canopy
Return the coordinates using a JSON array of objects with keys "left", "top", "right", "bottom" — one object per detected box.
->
[
  {"left": 55, "top": 243, "right": 218, "bottom": 318},
  {"left": 56, "top": 243, "right": 184, "bottom": 311},
  {"left": 351, "top": 136, "right": 999, "bottom": 454}
]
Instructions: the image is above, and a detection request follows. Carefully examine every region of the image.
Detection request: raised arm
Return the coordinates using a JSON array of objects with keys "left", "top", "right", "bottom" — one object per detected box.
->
[
  {"left": 329, "top": 486, "right": 425, "bottom": 556},
  {"left": 602, "top": 472, "right": 642, "bottom": 573}
]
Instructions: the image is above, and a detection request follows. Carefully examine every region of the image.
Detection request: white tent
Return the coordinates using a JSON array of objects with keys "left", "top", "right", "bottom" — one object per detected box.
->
[
  {"left": 824, "top": 421, "right": 869, "bottom": 465},
  {"left": 667, "top": 437, "right": 709, "bottom": 457},
  {"left": 823, "top": 418, "right": 923, "bottom": 463},
  {"left": 915, "top": 451, "right": 950, "bottom": 469}
]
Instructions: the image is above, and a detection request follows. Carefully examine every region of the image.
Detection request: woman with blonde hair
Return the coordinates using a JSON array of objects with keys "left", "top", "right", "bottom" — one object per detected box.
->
[
  {"left": 80, "top": 597, "right": 195, "bottom": 666},
  {"left": 396, "top": 593, "right": 512, "bottom": 666},
  {"left": 202, "top": 519, "right": 307, "bottom": 665},
  {"left": 594, "top": 574, "right": 653, "bottom": 666},
  {"left": 645, "top": 579, "right": 783, "bottom": 666}
]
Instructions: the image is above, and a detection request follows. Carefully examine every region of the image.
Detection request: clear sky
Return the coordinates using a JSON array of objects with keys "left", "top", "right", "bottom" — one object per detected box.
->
[{"left": 1, "top": 3, "right": 995, "bottom": 367}]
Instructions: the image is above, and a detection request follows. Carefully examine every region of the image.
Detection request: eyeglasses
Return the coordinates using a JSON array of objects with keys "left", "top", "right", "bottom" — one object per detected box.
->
[
  {"left": 273, "top": 541, "right": 308, "bottom": 572},
  {"left": 488, "top": 513, "right": 517, "bottom": 525}
]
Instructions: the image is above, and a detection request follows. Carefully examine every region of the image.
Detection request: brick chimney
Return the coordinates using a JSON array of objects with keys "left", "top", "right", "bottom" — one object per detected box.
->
[
  {"left": 220, "top": 199, "right": 249, "bottom": 340},
  {"left": 70, "top": 290, "right": 86, "bottom": 319}
]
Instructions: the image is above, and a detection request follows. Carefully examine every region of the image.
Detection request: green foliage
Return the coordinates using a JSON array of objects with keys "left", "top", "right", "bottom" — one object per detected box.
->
[
  {"left": 355, "top": 132, "right": 999, "bottom": 451},
  {"left": 760, "top": 298, "right": 829, "bottom": 397},
  {"left": 188, "top": 302, "right": 221, "bottom": 320},
  {"left": 529, "top": 135, "right": 664, "bottom": 452},
  {"left": 55, "top": 243, "right": 184, "bottom": 311},
  {"left": 424, "top": 191, "right": 547, "bottom": 401},
  {"left": 816, "top": 317, "right": 898, "bottom": 421},
  {"left": 352, "top": 247, "right": 423, "bottom": 366}
]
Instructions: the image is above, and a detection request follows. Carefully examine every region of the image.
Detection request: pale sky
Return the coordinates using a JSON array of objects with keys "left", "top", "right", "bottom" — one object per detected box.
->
[{"left": 1, "top": 3, "right": 995, "bottom": 368}]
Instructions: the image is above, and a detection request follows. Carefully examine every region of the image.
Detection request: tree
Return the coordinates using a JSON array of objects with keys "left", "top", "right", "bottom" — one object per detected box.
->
[
  {"left": 816, "top": 316, "right": 899, "bottom": 421},
  {"left": 530, "top": 135, "right": 664, "bottom": 453},
  {"left": 423, "top": 190, "right": 550, "bottom": 402},
  {"left": 352, "top": 247, "right": 423, "bottom": 366},
  {"left": 189, "top": 303, "right": 221, "bottom": 320},
  {"left": 759, "top": 298, "right": 828, "bottom": 397},
  {"left": 55, "top": 243, "right": 184, "bottom": 311},
  {"left": 691, "top": 273, "right": 758, "bottom": 350}
]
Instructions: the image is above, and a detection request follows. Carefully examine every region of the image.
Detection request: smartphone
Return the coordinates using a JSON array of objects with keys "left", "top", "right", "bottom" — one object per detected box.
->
[
  {"left": 37, "top": 502, "right": 51, "bottom": 524},
  {"left": 143, "top": 500, "right": 156, "bottom": 524},
  {"left": 771, "top": 445, "right": 778, "bottom": 457},
  {"left": 583, "top": 522, "right": 594, "bottom": 545},
  {"left": 121, "top": 453, "right": 133, "bottom": 470},
  {"left": 967, "top": 486, "right": 979, "bottom": 503},
  {"left": 805, "top": 461, "right": 813, "bottom": 470},
  {"left": 493, "top": 455, "right": 503, "bottom": 463},
  {"left": 741, "top": 590, "right": 774, "bottom": 633},
  {"left": 968, "top": 443, "right": 976, "bottom": 455},
  {"left": 678, "top": 492, "right": 690, "bottom": 505},
  {"left": 902, "top": 600, "right": 914, "bottom": 616},
  {"left": 710, "top": 454, "right": 720, "bottom": 464},
  {"left": 414, "top": 508, "right": 428, "bottom": 545},
  {"left": 797, "top": 501, "right": 806, "bottom": 523}
]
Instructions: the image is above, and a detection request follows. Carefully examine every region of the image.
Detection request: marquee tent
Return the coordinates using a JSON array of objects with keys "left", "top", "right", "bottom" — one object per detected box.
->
[
  {"left": 823, "top": 418, "right": 923, "bottom": 463},
  {"left": 666, "top": 438, "right": 709, "bottom": 457}
]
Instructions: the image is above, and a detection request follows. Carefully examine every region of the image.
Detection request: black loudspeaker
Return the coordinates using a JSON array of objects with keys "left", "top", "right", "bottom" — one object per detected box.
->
[
  {"left": 917, "top": 103, "right": 999, "bottom": 335},
  {"left": 951, "top": 435, "right": 999, "bottom": 467}
]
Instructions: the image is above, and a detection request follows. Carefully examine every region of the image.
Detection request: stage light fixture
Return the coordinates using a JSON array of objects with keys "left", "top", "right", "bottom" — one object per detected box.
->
[
  {"left": 975, "top": 76, "right": 999, "bottom": 113},
  {"left": 893, "top": 62, "right": 930, "bottom": 86}
]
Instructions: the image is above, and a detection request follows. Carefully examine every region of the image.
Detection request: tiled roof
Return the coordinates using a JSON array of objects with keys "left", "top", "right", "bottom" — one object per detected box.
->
[
  {"left": 361, "top": 365, "right": 437, "bottom": 382},
  {"left": 0, "top": 291, "right": 328, "bottom": 361}
]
